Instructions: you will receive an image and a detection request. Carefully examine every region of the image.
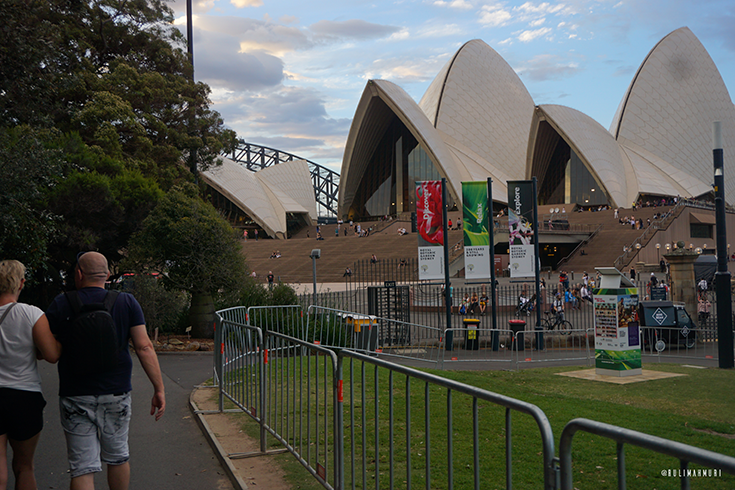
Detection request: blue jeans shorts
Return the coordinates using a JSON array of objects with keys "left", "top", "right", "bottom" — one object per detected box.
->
[{"left": 59, "top": 393, "right": 132, "bottom": 478}]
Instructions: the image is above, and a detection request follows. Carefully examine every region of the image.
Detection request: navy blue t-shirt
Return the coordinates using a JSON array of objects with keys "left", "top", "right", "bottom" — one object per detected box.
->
[{"left": 46, "top": 287, "right": 145, "bottom": 397}]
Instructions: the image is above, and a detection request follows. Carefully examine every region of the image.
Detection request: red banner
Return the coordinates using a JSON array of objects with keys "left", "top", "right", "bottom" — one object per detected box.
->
[{"left": 416, "top": 180, "right": 444, "bottom": 245}]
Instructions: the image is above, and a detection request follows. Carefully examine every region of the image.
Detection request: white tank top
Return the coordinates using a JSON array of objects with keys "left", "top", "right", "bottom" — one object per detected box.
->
[{"left": 0, "top": 302, "right": 44, "bottom": 392}]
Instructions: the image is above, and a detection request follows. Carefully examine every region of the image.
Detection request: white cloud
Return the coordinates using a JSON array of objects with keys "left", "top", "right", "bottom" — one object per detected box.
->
[
  {"left": 416, "top": 23, "right": 464, "bottom": 38},
  {"left": 181, "top": 24, "right": 287, "bottom": 91},
  {"left": 515, "top": 2, "right": 566, "bottom": 16},
  {"left": 363, "top": 56, "right": 447, "bottom": 84},
  {"left": 279, "top": 15, "right": 299, "bottom": 25},
  {"left": 192, "top": 16, "right": 311, "bottom": 57},
  {"left": 515, "top": 53, "right": 581, "bottom": 81},
  {"left": 517, "top": 27, "right": 552, "bottom": 42},
  {"left": 389, "top": 28, "right": 411, "bottom": 41},
  {"left": 309, "top": 19, "right": 402, "bottom": 41},
  {"left": 529, "top": 17, "right": 546, "bottom": 26},
  {"left": 433, "top": 0, "right": 474, "bottom": 9},
  {"left": 230, "top": 0, "right": 262, "bottom": 7},
  {"left": 213, "top": 86, "right": 351, "bottom": 166},
  {"left": 478, "top": 4, "right": 513, "bottom": 26}
]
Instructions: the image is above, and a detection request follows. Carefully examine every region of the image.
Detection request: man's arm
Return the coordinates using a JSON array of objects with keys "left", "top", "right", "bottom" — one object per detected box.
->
[{"left": 129, "top": 324, "right": 166, "bottom": 421}]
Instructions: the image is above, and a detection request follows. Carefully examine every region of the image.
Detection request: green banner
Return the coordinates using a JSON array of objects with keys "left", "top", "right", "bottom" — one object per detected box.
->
[
  {"left": 462, "top": 182, "right": 490, "bottom": 279},
  {"left": 462, "top": 182, "right": 489, "bottom": 246}
]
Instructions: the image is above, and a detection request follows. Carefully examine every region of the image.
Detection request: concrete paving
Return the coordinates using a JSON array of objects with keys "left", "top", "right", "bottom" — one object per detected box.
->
[{"left": 12, "top": 352, "right": 234, "bottom": 490}]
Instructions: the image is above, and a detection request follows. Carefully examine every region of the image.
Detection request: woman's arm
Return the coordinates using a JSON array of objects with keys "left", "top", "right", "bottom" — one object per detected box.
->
[{"left": 32, "top": 314, "right": 61, "bottom": 363}]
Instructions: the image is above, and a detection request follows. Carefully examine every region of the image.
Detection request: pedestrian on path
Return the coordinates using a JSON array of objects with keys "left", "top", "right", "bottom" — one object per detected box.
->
[
  {"left": 0, "top": 260, "right": 61, "bottom": 490},
  {"left": 46, "top": 252, "right": 166, "bottom": 490}
]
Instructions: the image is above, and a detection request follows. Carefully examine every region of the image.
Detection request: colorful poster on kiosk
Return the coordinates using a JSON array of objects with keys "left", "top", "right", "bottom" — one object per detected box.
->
[
  {"left": 593, "top": 288, "right": 641, "bottom": 376},
  {"left": 416, "top": 180, "right": 445, "bottom": 280},
  {"left": 462, "top": 182, "right": 490, "bottom": 280}
]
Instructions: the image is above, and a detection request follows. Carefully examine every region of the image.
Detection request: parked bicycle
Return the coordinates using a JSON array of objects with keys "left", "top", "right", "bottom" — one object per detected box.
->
[{"left": 540, "top": 310, "right": 572, "bottom": 334}]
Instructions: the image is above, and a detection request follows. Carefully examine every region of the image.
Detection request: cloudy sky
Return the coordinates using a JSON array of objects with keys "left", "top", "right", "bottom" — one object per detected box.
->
[{"left": 168, "top": 0, "right": 734, "bottom": 172}]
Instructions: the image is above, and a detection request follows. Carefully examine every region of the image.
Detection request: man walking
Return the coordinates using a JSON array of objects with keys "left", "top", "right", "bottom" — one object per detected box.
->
[{"left": 46, "top": 252, "right": 165, "bottom": 490}]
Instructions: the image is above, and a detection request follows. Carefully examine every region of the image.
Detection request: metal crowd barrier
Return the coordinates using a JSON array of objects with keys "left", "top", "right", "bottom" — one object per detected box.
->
[
  {"left": 338, "top": 350, "right": 558, "bottom": 490},
  {"left": 559, "top": 418, "right": 735, "bottom": 490},
  {"left": 247, "top": 304, "right": 305, "bottom": 338},
  {"left": 514, "top": 328, "right": 593, "bottom": 368},
  {"left": 440, "top": 327, "right": 594, "bottom": 369},
  {"left": 639, "top": 325, "right": 721, "bottom": 362},
  {"left": 441, "top": 327, "right": 515, "bottom": 367},
  {"left": 215, "top": 310, "right": 342, "bottom": 489},
  {"left": 213, "top": 306, "right": 735, "bottom": 490},
  {"left": 306, "top": 305, "right": 444, "bottom": 365}
]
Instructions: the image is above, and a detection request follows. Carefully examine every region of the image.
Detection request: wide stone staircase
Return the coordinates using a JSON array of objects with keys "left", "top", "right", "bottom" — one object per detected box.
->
[
  {"left": 242, "top": 214, "right": 465, "bottom": 284},
  {"left": 241, "top": 206, "right": 676, "bottom": 285},
  {"left": 557, "top": 205, "right": 674, "bottom": 273}
]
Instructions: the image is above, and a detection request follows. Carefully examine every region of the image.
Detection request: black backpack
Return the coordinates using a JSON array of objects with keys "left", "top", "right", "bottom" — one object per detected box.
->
[{"left": 64, "top": 290, "right": 121, "bottom": 375}]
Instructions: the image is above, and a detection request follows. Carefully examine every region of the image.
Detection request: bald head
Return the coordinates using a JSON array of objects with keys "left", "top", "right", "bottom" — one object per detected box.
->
[{"left": 76, "top": 252, "right": 110, "bottom": 288}]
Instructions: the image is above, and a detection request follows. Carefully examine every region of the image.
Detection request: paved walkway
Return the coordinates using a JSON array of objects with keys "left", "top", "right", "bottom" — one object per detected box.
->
[{"left": 25, "top": 352, "right": 234, "bottom": 490}]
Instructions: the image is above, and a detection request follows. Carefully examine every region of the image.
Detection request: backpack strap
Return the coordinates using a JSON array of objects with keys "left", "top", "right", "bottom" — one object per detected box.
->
[
  {"left": 65, "top": 290, "right": 120, "bottom": 314},
  {"left": 64, "top": 290, "right": 84, "bottom": 316},
  {"left": 103, "top": 291, "right": 120, "bottom": 312},
  {"left": 0, "top": 302, "right": 17, "bottom": 326}
]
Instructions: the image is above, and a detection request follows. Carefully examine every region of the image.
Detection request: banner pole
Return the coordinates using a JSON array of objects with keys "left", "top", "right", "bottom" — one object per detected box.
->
[
  {"left": 488, "top": 178, "right": 497, "bottom": 331},
  {"left": 532, "top": 177, "right": 543, "bottom": 349},
  {"left": 442, "top": 179, "right": 453, "bottom": 348}
]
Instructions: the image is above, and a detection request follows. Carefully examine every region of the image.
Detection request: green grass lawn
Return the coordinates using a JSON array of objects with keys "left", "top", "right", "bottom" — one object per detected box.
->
[{"left": 225, "top": 361, "right": 735, "bottom": 489}]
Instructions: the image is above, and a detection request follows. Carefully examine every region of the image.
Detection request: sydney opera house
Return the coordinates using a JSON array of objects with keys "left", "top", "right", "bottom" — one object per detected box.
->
[
  {"left": 338, "top": 27, "right": 735, "bottom": 221},
  {"left": 203, "top": 27, "right": 734, "bottom": 241}
]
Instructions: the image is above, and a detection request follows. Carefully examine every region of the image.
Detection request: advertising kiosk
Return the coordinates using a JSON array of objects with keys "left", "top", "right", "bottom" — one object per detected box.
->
[{"left": 593, "top": 268, "right": 642, "bottom": 377}]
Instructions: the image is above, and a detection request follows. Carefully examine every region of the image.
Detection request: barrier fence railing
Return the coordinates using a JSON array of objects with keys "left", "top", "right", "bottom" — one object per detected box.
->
[
  {"left": 640, "top": 324, "right": 722, "bottom": 362},
  {"left": 306, "top": 305, "right": 445, "bottom": 366},
  {"left": 215, "top": 310, "right": 342, "bottom": 489},
  {"left": 559, "top": 418, "right": 735, "bottom": 490},
  {"left": 214, "top": 305, "right": 735, "bottom": 490},
  {"left": 262, "top": 330, "right": 341, "bottom": 489},
  {"left": 302, "top": 283, "right": 597, "bottom": 337},
  {"left": 338, "top": 350, "right": 558, "bottom": 490}
]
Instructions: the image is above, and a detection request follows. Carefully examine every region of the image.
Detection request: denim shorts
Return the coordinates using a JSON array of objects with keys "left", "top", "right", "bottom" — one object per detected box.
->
[{"left": 59, "top": 393, "right": 132, "bottom": 478}]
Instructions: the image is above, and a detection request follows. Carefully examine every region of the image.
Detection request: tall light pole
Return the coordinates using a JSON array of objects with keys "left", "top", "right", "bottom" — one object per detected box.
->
[
  {"left": 186, "top": 0, "right": 194, "bottom": 79},
  {"left": 713, "top": 121, "right": 733, "bottom": 368}
]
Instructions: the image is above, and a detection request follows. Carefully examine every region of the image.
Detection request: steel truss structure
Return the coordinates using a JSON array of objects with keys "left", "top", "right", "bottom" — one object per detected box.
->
[{"left": 225, "top": 141, "right": 340, "bottom": 218}]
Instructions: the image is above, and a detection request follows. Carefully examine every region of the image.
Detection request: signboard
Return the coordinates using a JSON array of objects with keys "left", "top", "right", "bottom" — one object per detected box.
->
[
  {"left": 593, "top": 287, "right": 642, "bottom": 376},
  {"left": 650, "top": 287, "right": 667, "bottom": 301},
  {"left": 416, "top": 181, "right": 445, "bottom": 280},
  {"left": 462, "top": 182, "right": 490, "bottom": 279},
  {"left": 507, "top": 181, "right": 535, "bottom": 277}
]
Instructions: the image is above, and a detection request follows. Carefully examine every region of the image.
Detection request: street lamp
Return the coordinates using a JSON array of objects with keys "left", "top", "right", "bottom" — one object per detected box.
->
[
  {"left": 656, "top": 243, "right": 660, "bottom": 261},
  {"left": 665, "top": 243, "right": 671, "bottom": 252},
  {"left": 310, "top": 249, "right": 321, "bottom": 306}
]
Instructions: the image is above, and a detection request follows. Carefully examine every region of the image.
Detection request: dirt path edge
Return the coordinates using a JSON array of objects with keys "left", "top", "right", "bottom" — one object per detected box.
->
[{"left": 189, "top": 387, "right": 250, "bottom": 490}]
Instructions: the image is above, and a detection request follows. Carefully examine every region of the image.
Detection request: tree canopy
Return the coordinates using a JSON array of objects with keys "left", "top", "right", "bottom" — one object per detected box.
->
[
  {"left": 0, "top": 0, "right": 239, "bottom": 304},
  {"left": 126, "top": 183, "right": 246, "bottom": 295}
]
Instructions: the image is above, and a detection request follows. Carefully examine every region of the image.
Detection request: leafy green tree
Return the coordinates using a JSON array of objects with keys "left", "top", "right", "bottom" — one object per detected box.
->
[
  {"left": 0, "top": 0, "right": 237, "bottom": 182},
  {"left": 121, "top": 274, "right": 189, "bottom": 337},
  {"left": 1, "top": 0, "right": 239, "bottom": 305},
  {"left": 0, "top": 126, "right": 68, "bottom": 273},
  {"left": 125, "top": 183, "right": 247, "bottom": 338}
]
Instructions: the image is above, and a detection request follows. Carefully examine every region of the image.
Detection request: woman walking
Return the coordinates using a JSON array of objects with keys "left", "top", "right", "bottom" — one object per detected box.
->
[{"left": 0, "top": 260, "right": 61, "bottom": 490}]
